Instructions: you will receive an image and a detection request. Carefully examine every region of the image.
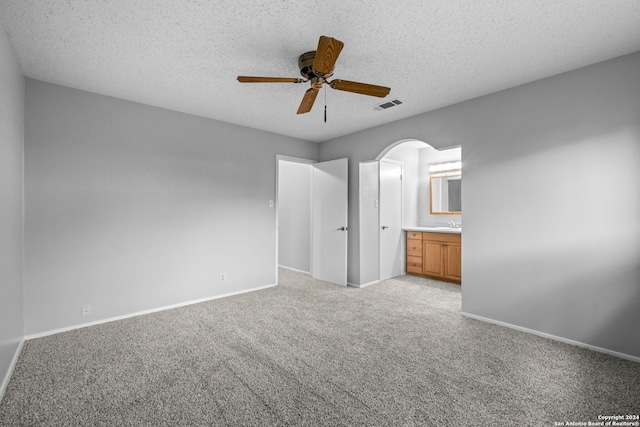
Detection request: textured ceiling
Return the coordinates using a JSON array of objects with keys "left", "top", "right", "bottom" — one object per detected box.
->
[{"left": 1, "top": 1, "right": 639, "bottom": 143}]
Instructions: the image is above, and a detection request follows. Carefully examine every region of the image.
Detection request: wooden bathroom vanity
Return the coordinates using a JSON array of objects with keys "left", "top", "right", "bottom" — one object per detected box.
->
[{"left": 405, "top": 229, "right": 461, "bottom": 284}]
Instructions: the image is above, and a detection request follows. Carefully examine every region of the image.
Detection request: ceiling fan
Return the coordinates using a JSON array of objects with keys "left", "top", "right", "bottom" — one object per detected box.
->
[{"left": 237, "top": 36, "right": 391, "bottom": 115}]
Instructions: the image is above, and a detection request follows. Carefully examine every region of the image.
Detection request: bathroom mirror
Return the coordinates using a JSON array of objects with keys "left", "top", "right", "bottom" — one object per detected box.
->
[{"left": 430, "top": 173, "right": 462, "bottom": 214}]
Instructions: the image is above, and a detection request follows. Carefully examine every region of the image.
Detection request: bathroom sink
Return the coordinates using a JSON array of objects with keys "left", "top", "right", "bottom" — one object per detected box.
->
[
  {"left": 419, "top": 226, "right": 462, "bottom": 232},
  {"left": 405, "top": 226, "right": 461, "bottom": 232}
]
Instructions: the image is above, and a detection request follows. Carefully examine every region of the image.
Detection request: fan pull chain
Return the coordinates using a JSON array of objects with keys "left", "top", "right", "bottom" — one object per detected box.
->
[{"left": 324, "top": 85, "right": 327, "bottom": 123}]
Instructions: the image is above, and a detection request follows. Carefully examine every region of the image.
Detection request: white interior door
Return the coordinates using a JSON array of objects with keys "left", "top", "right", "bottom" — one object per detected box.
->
[
  {"left": 358, "top": 161, "right": 380, "bottom": 286},
  {"left": 312, "top": 158, "right": 348, "bottom": 286},
  {"left": 379, "top": 160, "right": 403, "bottom": 281}
]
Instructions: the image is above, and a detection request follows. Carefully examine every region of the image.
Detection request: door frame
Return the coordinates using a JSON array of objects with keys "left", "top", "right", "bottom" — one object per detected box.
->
[{"left": 275, "top": 155, "right": 316, "bottom": 285}]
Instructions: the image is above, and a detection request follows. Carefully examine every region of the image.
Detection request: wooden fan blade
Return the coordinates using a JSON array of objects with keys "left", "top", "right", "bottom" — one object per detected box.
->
[
  {"left": 237, "top": 76, "right": 305, "bottom": 83},
  {"left": 312, "top": 36, "right": 344, "bottom": 76},
  {"left": 297, "top": 88, "right": 319, "bottom": 114},
  {"left": 329, "top": 79, "right": 390, "bottom": 98}
]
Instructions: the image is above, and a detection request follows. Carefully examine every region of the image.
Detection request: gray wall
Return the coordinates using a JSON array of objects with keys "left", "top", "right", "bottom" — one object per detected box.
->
[
  {"left": 24, "top": 79, "right": 318, "bottom": 335},
  {"left": 320, "top": 52, "right": 640, "bottom": 358},
  {"left": 278, "top": 160, "right": 312, "bottom": 273},
  {"left": 0, "top": 25, "right": 24, "bottom": 393}
]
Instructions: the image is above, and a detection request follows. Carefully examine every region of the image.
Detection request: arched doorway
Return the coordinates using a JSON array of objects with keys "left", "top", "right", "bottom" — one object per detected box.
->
[{"left": 358, "top": 139, "right": 461, "bottom": 286}]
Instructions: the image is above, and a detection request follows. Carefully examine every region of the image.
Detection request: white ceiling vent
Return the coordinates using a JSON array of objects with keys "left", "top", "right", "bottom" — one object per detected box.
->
[{"left": 372, "top": 99, "right": 403, "bottom": 111}]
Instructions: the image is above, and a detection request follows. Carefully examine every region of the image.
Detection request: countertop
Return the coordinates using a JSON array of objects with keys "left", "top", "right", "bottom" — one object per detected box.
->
[{"left": 403, "top": 226, "right": 462, "bottom": 234}]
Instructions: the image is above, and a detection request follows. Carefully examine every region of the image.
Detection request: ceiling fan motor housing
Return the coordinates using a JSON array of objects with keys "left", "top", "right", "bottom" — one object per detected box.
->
[{"left": 298, "top": 51, "right": 333, "bottom": 81}]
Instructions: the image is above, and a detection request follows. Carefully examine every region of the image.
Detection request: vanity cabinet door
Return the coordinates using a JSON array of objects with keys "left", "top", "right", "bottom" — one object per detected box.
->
[
  {"left": 422, "top": 240, "right": 445, "bottom": 278},
  {"left": 443, "top": 242, "right": 461, "bottom": 282}
]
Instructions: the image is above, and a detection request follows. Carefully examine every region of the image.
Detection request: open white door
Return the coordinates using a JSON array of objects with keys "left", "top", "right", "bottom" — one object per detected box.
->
[
  {"left": 379, "top": 160, "right": 403, "bottom": 281},
  {"left": 359, "top": 161, "right": 380, "bottom": 287},
  {"left": 312, "top": 158, "right": 348, "bottom": 286}
]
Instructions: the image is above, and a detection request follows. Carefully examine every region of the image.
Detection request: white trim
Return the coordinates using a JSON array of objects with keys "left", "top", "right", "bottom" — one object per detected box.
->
[
  {"left": 25, "top": 284, "right": 276, "bottom": 341},
  {"left": 0, "top": 339, "right": 24, "bottom": 403},
  {"left": 278, "top": 265, "right": 310, "bottom": 275},
  {"left": 461, "top": 311, "right": 640, "bottom": 364},
  {"left": 348, "top": 280, "right": 380, "bottom": 288}
]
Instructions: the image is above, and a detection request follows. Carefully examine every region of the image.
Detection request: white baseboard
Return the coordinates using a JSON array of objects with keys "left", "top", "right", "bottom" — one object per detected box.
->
[
  {"left": 25, "top": 284, "right": 277, "bottom": 341},
  {"left": 278, "top": 265, "right": 310, "bottom": 275},
  {"left": 461, "top": 311, "right": 640, "bottom": 363},
  {"left": 0, "top": 338, "right": 25, "bottom": 404},
  {"left": 348, "top": 280, "right": 380, "bottom": 288}
]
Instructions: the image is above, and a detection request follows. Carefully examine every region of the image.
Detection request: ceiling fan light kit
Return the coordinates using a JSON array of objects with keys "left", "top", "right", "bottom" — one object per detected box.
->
[{"left": 237, "top": 36, "right": 391, "bottom": 115}]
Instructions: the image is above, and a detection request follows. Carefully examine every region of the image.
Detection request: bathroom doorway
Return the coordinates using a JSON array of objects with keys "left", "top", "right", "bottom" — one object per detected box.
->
[{"left": 359, "top": 139, "right": 461, "bottom": 286}]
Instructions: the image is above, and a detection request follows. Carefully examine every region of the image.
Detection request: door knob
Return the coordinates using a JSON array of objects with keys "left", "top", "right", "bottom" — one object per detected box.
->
[
  {"left": 381, "top": 225, "right": 389, "bottom": 229},
  {"left": 336, "top": 226, "right": 348, "bottom": 231}
]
